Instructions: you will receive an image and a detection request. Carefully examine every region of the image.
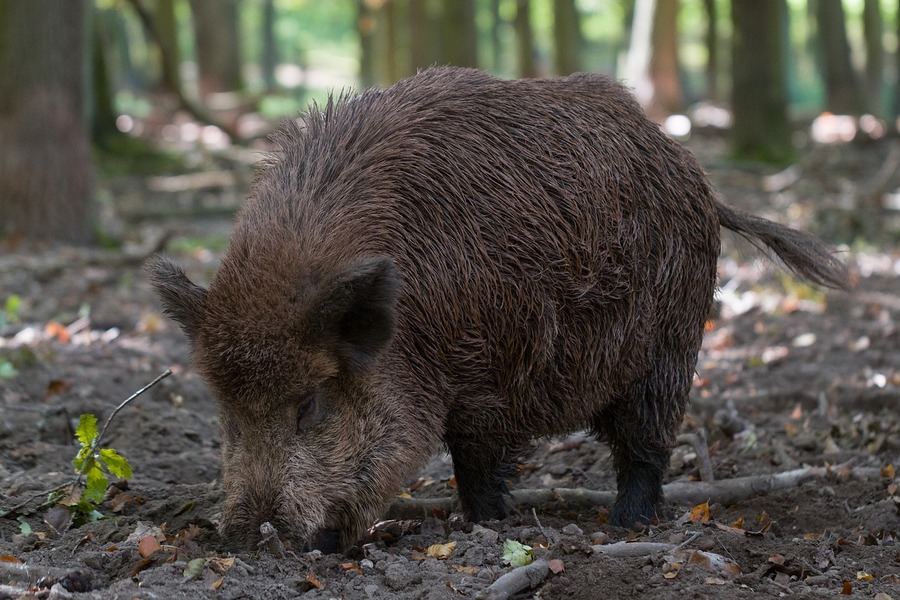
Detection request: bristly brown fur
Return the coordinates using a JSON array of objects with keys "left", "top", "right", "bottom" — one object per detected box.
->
[{"left": 146, "top": 67, "right": 848, "bottom": 550}]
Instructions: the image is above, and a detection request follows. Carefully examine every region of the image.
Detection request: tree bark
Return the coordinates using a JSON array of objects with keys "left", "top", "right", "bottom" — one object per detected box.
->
[
  {"left": 731, "top": 0, "right": 793, "bottom": 163},
  {"left": 0, "top": 0, "right": 95, "bottom": 245},
  {"left": 552, "top": 0, "right": 582, "bottom": 75},
  {"left": 189, "top": 0, "right": 243, "bottom": 99},
  {"left": 815, "top": 0, "right": 860, "bottom": 114},
  {"left": 514, "top": 0, "right": 537, "bottom": 78}
]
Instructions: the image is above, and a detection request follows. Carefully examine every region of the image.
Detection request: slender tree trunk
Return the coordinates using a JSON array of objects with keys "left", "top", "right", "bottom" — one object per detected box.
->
[
  {"left": 815, "top": 0, "right": 860, "bottom": 114},
  {"left": 357, "top": 0, "right": 378, "bottom": 88},
  {"left": 441, "top": 0, "right": 478, "bottom": 67},
  {"left": 731, "top": 0, "right": 792, "bottom": 163},
  {"left": 261, "top": 0, "right": 277, "bottom": 92},
  {"left": 154, "top": 0, "right": 181, "bottom": 95},
  {"left": 408, "top": 0, "right": 430, "bottom": 72},
  {"left": 514, "top": 0, "right": 537, "bottom": 78},
  {"left": 0, "top": 0, "right": 95, "bottom": 244},
  {"left": 624, "top": 0, "right": 655, "bottom": 105},
  {"left": 490, "top": 0, "right": 503, "bottom": 72},
  {"left": 189, "top": 0, "right": 243, "bottom": 99},
  {"left": 647, "top": 0, "right": 681, "bottom": 120},
  {"left": 703, "top": 0, "right": 718, "bottom": 102},
  {"left": 552, "top": 0, "right": 582, "bottom": 75},
  {"left": 863, "top": 0, "right": 883, "bottom": 115},
  {"left": 92, "top": 7, "right": 119, "bottom": 148}
]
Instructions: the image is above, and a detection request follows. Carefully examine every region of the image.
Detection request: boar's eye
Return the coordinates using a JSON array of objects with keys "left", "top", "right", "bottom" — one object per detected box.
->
[{"left": 295, "top": 391, "right": 317, "bottom": 434}]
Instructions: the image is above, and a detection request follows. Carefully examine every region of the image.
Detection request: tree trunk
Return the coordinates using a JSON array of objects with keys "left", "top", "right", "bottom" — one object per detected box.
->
[
  {"left": 261, "top": 0, "right": 277, "bottom": 92},
  {"left": 815, "top": 0, "right": 860, "bottom": 114},
  {"left": 489, "top": 0, "right": 503, "bottom": 72},
  {"left": 441, "top": 0, "right": 478, "bottom": 68},
  {"left": 703, "top": 0, "right": 719, "bottom": 102},
  {"left": 647, "top": 0, "right": 681, "bottom": 120},
  {"left": 514, "top": 0, "right": 537, "bottom": 78},
  {"left": 0, "top": 0, "right": 95, "bottom": 245},
  {"left": 863, "top": 0, "right": 883, "bottom": 115},
  {"left": 731, "top": 0, "right": 792, "bottom": 163},
  {"left": 92, "top": 7, "right": 119, "bottom": 148},
  {"left": 154, "top": 0, "right": 181, "bottom": 95},
  {"left": 552, "top": 0, "right": 582, "bottom": 75},
  {"left": 624, "top": 0, "right": 655, "bottom": 105},
  {"left": 189, "top": 0, "right": 243, "bottom": 99},
  {"left": 408, "top": 0, "right": 432, "bottom": 73}
]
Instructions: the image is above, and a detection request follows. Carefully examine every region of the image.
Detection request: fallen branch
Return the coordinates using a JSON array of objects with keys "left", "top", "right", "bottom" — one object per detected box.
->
[
  {"left": 473, "top": 558, "right": 549, "bottom": 600},
  {"left": 385, "top": 463, "right": 880, "bottom": 520}
]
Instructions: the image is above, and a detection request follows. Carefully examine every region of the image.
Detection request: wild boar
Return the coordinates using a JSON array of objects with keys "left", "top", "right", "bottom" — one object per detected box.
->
[{"left": 147, "top": 66, "right": 848, "bottom": 552}]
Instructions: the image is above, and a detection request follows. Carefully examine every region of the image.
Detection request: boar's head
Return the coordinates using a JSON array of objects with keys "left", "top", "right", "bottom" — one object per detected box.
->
[{"left": 146, "top": 251, "right": 422, "bottom": 552}]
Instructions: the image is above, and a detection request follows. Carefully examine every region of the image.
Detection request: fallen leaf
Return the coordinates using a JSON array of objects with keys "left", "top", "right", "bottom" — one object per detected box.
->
[
  {"left": 689, "top": 502, "right": 710, "bottom": 523},
  {"left": 446, "top": 476, "right": 457, "bottom": 489},
  {"left": 768, "top": 554, "right": 785, "bottom": 566},
  {"left": 210, "top": 578, "right": 224, "bottom": 590},
  {"left": 882, "top": 464, "right": 895, "bottom": 480},
  {"left": 856, "top": 571, "right": 874, "bottom": 581},
  {"left": 45, "top": 379, "right": 72, "bottom": 398},
  {"left": 705, "top": 577, "right": 726, "bottom": 585},
  {"left": 173, "top": 501, "right": 196, "bottom": 517},
  {"left": 731, "top": 516, "right": 744, "bottom": 529},
  {"left": 714, "top": 522, "right": 745, "bottom": 536},
  {"left": 138, "top": 535, "right": 161, "bottom": 558},
  {"left": 841, "top": 580, "right": 853, "bottom": 595},
  {"left": 208, "top": 557, "right": 235, "bottom": 574},
  {"left": 0, "top": 555, "right": 22, "bottom": 563},
  {"left": 44, "top": 322, "right": 70, "bottom": 343},
  {"left": 426, "top": 541, "right": 457, "bottom": 560},
  {"left": 548, "top": 559, "right": 565, "bottom": 574},
  {"left": 183, "top": 557, "right": 206, "bottom": 580},
  {"left": 341, "top": 562, "right": 363, "bottom": 575},
  {"left": 502, "top": 539, "right": 533, "bottom": 567},
  {"left": 451, "top": 565, "right": 480, "bottom": 575},
  {"left": 790, "top": 402, "right": 803, "bottom": 420},
  {"left": 130, "top": 558, "right": 153, "bottom": 577},
  {"left": 306, "top": 571, "right": 324, "bottom": 590}
]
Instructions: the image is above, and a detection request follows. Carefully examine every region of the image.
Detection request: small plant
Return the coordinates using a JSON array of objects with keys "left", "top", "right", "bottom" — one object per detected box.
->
[
  {"left": 0, "top": 369, "right": 172, "bottom": 526},
  {"left": 0, "top": 294, "right": 21, "bottom": 328}
]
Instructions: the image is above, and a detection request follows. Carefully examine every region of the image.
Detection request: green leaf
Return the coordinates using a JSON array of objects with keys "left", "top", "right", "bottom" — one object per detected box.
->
[
  {"left": 72, "top": 447, "right": 93, "bottom": 473},
  {"left": 82, "top": 465, "right": 108, "bottom": 504},
  {"left": 75, "top": 414, "right": 98, "bottom": 447},
  {"left": 99, "top": 448, "right": 132, "bottom": 479},
  {"left": 0, "top": 361, "right": 17, "bottom": 379},
  {"left": 502, "top": 539, "right": 533, "bottom": 567},
  {"left": 5, "top": 295, "right": 21, "bottom": 321},
  {"left": 69, "top": 501, "right": 105, "bottom": 527},
  {"left": 17, "top": 516, "right": 31, "bottom": 536},
  {"left": 183, "top": 557, "right": 206, "bottom": 580}
]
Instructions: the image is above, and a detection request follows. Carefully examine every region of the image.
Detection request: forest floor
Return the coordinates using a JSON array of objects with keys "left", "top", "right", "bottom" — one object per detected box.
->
[{"left": 0, "top": 134, "right": 898, "bottom": 599}]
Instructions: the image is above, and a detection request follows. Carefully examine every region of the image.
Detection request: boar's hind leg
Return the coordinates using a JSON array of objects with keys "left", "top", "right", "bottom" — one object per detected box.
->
[
  {"left": 595, "top": 366, "right": 689, "bottom": 528},
  {"left": 447, "top": 437, "right": 518, "bottom": 522}
]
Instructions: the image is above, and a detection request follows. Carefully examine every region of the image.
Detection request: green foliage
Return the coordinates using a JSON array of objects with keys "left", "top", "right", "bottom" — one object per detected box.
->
[
  {"left": 0, "top": 360, "right": 17, "bottom": 379},
  {"left": 72, "top": 414, "right": 133, "bottom": 507},
  {"left": 502, "top": 539, "right": 533, "bottom": 567}
]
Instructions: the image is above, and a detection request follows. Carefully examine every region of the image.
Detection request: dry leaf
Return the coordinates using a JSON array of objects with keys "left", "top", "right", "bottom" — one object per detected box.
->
[
  {"left": 426, "top": 541, "right": 457, "bottom": 560},
  {"left": 790, "top": 402, "right": 803, "bottom": 420},
  {"left": 689, "top": 502, "right": 710, "bottom": 523},
  {"left": 208, "top": 557, "right": 235, "bottom": 574},
  {"left": 130, "top": 558, "right": 154, "bottom": 577},
  {"left": 210, "top": 578, "right": 224, "bottom": 590},
  {"left": 340, "top": 562, "right": 363, "bottom": 575},
  {"left": 45, "top": 379, "right": 72, "bottom": 398},
  {"left": 856, "top": 571, "right": 874, "bottom": 581},
  {"left": 714, "top": 522, "right": 745, "bottom": 536},
  {"left": 841, "top": 580, "right": 852, "bottom": 595},
  {"left": 306, "top": 572, "right": 324, "bottom": 590},
  {"left": 882, "top": 464, "right": 895, "bottom": 480},
  {"left": 767, "top": 554, "right": 785, "bottom": 566},
  {"left": 548, "top": 559, "right": 565, "bottom": 574},
  {"left": 44, "top": 322, "right": 70, "bottom": 343},
  {"left": 451, "top": 565, "right": 480, "bottom": 575},
  {"left": 138, "top": 535, "right": 161, "bottom": 558},
  {"left": 446, "top": 476, "right": 457, "bottom": 489},
  {"left": 705, "top": 577, "right": 726, "bottom": 585},
  {"left": 0, "top": 555, "right": 22, "bottom": 563}
]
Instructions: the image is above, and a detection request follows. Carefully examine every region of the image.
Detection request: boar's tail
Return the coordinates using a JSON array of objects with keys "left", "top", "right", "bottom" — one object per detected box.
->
[{"left": 716, "top": 202, "right": 850, "bottom": 290}]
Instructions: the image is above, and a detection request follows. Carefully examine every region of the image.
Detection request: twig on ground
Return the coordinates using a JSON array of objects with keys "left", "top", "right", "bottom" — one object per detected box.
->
[
  {"left": 385, "top": 462, "right": 879, "bottom": 520},
  {"left": 474, "top": 558, "right": 550, "bottom": 600},
  {"left": 676, "top": 429, "right": 715, "bottom": 483}
]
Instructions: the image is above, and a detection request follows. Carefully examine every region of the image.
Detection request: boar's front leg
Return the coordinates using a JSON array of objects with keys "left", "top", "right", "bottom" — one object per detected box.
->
[{"left": 447, "top": 435, "right": 519, "bottom": 522}]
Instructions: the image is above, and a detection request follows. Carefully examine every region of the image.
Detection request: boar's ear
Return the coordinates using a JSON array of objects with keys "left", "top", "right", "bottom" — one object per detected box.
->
[
  {"left": 315, "top": 257, "right": 400, "bottom": 374},
  {"left": 145, "top": 256, "right": 208, "bottom": 343}
]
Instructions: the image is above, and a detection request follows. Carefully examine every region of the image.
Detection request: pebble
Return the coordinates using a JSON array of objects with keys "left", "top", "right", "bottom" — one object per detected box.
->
[
  {"left": 383, "top": 562, "right": 409, "bottom": 591},
  {"left": 561, "top": 523, "right": 583, "bottom": 536},
  {"left": 590, "top": 531, "right": 609, "bottom": 545},
  {"left": 471, "top": 524, "right": 500, "bottom": 545},
  {"left": 360, "top": 559, "right": 374, "bottom": 570},
  {"left": 364, "top": 584, "right": 379, "bottom": 598}
]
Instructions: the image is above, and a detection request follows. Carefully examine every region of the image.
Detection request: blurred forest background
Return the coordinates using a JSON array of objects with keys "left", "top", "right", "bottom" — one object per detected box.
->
[{"left": 1, "top": 0, "right": 899, "bottom": 246}]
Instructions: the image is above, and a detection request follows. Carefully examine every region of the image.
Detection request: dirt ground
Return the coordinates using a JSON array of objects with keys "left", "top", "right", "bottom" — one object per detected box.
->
[{"left": 0, "top": 135, "right": 898, "bottom": 599}]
